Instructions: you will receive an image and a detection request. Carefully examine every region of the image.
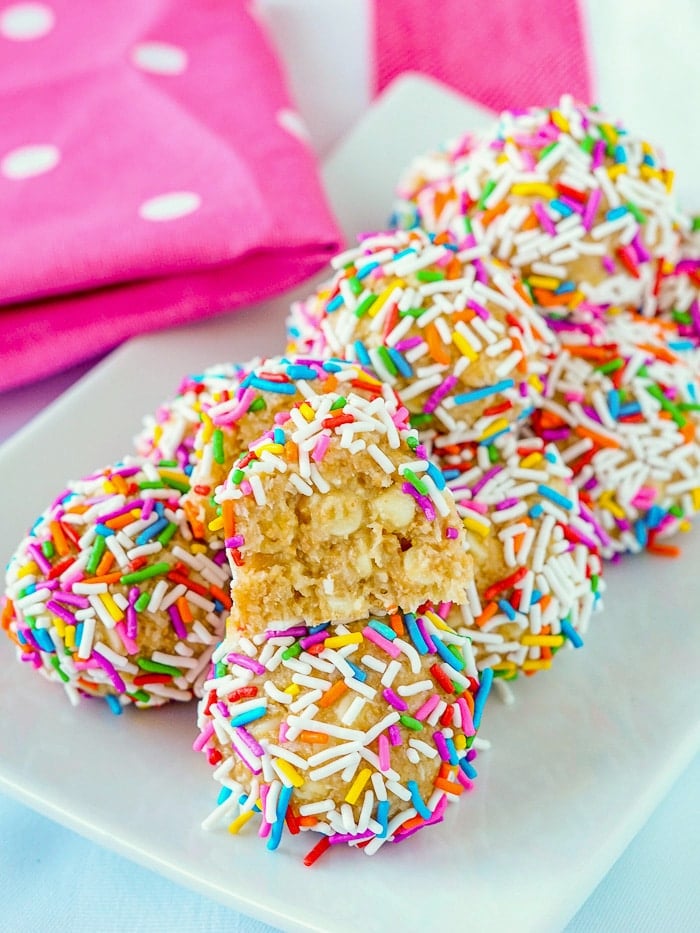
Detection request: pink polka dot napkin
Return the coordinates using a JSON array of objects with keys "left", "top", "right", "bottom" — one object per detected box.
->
[{"left": 0, "top": 1, "right": 341, "bottom": 392}]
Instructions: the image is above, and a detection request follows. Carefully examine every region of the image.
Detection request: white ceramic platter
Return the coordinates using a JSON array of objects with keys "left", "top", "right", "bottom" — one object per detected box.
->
[{"left": 1, "top": 75, "right": 699, "bottom": 933}]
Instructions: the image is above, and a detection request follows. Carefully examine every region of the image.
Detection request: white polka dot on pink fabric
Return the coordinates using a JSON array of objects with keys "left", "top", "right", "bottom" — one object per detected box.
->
[
  {"left": 0, "top": 2, "right": 54, "bottom": 41},
  {"left": 131, "top": 41, "right": 188, "bottom": 76},
  {"left": 276, "top": 108, "right": 311, "bottom": 145},
  {"left": 1, "top": 143, "right": 60, "bottom": 179},
  {"left": 138, "top": 191, "right": 201, "bottom": 222}
]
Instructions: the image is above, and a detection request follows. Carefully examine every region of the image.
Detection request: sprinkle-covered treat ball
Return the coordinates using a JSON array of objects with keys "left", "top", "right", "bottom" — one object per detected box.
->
[
  {"left": 217, "top": 391, "right": 472, "bottom": 630},
  {"left": 195, "top": 612, "right": 492, "bottom": 859},
  {"left": 135, "top": 363, "right": 247, "bottom": 469},
  {"left": 286, "top": 228, "right": 552, "bottom": 442},
  {"left": 429, "top": 435, "right": 604, "bottom": 679},
  {"left": 530, "top": 311, "right": 700, "bottom": 557},
  {"left": 185, "top": 357, "right": 402, "bottom": 539},
  {"left": 2, "top": 459, "right": 230, "bottom": 711},
  {"left": 394, "top": 95, "right": 687, "bottom": 316}
]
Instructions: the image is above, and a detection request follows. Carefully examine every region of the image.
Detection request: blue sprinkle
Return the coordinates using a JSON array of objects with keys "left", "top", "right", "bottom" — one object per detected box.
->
[
  {"left": 607, "top": 390, "right": 620, "bottom": 419},
  {"left": 544, "top": 449, "right": 557, "bottom": 463},
  {"left": 643, "top": 153, "right": 655, "bottom": 167},
  {"left": 459, "top": 757, "right": 477, "bottom": 780},
  {"left": 368, "top": 619, "right": 397, "bottom": 641},
  {"left": 75, "top": 622, "right": 83, "bottom": 646},
  {"left": 238, "top": 792, "right": 261, "bottom": 813},
  {"left": 155, "top": 501, "right": 165, "bottom": 517},
  {"left": 285, "top": 364, "right": 318, "bottom": 381},
  {"left": 273, "top": 427, "right": 285, "bottom": 445},
  {"left": 230, "top": 707, "right": 266, "bottom": 728},
  {"left": 554, "top": 281, "right": 576, "bottom": 295},
  {"left": 444, "top": 735, "right": 459, "bottom": 767},
  {"left": 431, "top": 634, "right": 465, "bottom": 671},
  {"left": 377, "top": 799, "right": 390, "bottom": 838},
  {"left": 613, "top": 144, "right": 627, "bottom": 164},
  {"left": 478, "top": 426, "right": 510, "bottom": 447},
  {"left": 34, "top": 628, "right": 55, "bottom": 652},
  {"left": 394, "top": 247, "right": 417, "bottom": 260},
  {"left": 322, "top": 360, "right": 344, "bottom": 373},
  {"left": 426, "top": 461, "right": 446, "bottom": 490},
  {"left": 531, "top": 589, "right": 543, "bottom": 604},
  {"left": 473, "top": 667, "right": 493, "bottom": 729},
  {"left": 529, "top": 503, "right": 544, "bottom": 519},
  {"left": 346, "top": 661, "right": 367, "bottom": 683},
  {"left": 407, "top": 780, "right": 432, "bottom": 819},
  {"left": 498, "top": 599, "right": 517, "bottom": 621},
  {"left": 135, "top": 517, "right": 169, "bottom": 545},
  {"left": 405, "top": 613, "right": 428, "bottom": 654},
  {"left": 326, "top": 293, "right": 344, "bottom": 312},
  {"left": 248, "top": 376, "right": 298, "bottom": 395},
  {"left": 453, "top": 379, "right": 515, "bottom": 405},
  {"left": 645, "top": 505, "right": 666, "bottom": 530},
  {"left": 387, "top": 347, "right": 413, "bottom": 378},
  {"left": 267, "top": 785, "right": 293, "bottom": 851},
  {"left": 94, "top": 523, "right": 115, "bottom": 537},
  {"left": 309, "top": 622, "right": 330, "bottom": 635},
  {"left": 606, "top": 204, "right": 629, "bottom": 221},
  {"left": 213, "top": 600, "right": 224, "bottom": 614},
  {"left": 550, "top": 198, "right": 573, "bottom": 217},
  {"left": 669, "top": 339, "right": 694, "bottom": 352},
  {"left": 442, "top": 468, "right": 461, "bottom": 482},
  {"left": 537, "top": 484, "right": 574, "bottom": 511},
  {"left": 634, "top": 519, "right": 649, "bottom": 547},
  {"left": 217, "top": 786, "right": 233, "bottom": 805},
  {"left": 356, "top": 261, "right": 379, "bottom": 280},
  {"left": 105, "top": 694, "right": 123, "bottom": 715},
  {"left": 354, "top": 340, "right": 371, "bottom": 367},
  {"left": 560, "top": 619, "right": 583, "bottom": 648},
  {"left": 618, "top": 401, "right": 641, "bottom": 417}
]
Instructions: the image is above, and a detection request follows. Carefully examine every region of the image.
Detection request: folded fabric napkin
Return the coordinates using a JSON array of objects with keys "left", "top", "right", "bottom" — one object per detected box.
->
[{"left": 0, "top": 0, "right": 341, "bottom": 392}]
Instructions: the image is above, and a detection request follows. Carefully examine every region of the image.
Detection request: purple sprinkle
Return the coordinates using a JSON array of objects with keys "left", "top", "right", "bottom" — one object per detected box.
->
[
  {"left": 235, "top": 726, "right": 265, "bottom": 758},
  {"left": 559, "top": 194, "right": 584, "bottom": 215},
  {"left": 581, "top": 188, "right": 602, "bottom": 232},
  {"left": 329, "top": 830, "right": 375, "bottom": 845},
  {"left": 433, "top": 731, "right": 451, "bottom": 762},
  {"left": 495, "top": 497, "right": 520, "bottom": 511},
  {"left": 225, "top": 535, "right": 245, "bottom": 549},
  {"left": 416, "top": 616, "right": 435, "bottom": 654},
  {"left": 264, "top": 626, "right": 307, "bottom": 640},
  {"left": 424, "top": 375, "right": 458, "bottom": 414},
  {"left": 92, "top": 649, "right": 126, "bottom": 693},
  {"left": 466, "top": 748, "right": 478, "bottom": 762},
  {"left": 533, "top": 201, "right": 557, "bottom": 236},
  {"left": 52, "top": 590, "right": 90, "bottom": 609},
  {"left": 393, "top": 336, "right": 424, "bottom": 352},
  {"left": 226, "top": 652, "right": 266, "bottom": 675},
  {"left": 592, "top": 139, "right": 606, "bottom": 170},
  {"left": 168, "top": 604, "right": 187, "bottom": 639},
  {"left": 470, "top": 465, "right": 502, "bottom": 497},
  {"left": 98, "top": 500, "right": 145, "bottom": 523},
  {"left": 27, "top": 542, "right": 52, "bottom": 575},
  {"left": 603, "top": 255, "right": 616, "bottom": 275},
  {"left": 45, "top": 600, "right": 76, "bottom": 625},
  {"left": 300, "top": 630, "right": 328, "bottom": 650},
  {"left": 632, "top": 232, "right": 651, "bottom": 264},
  {"left": 382, "top": 688, "right": 408, "bottom": 711},
  {"left": 388, "top": 724, "right": 402, "bottom": 746},
  {"left": 466, "top": 298, "right": 490, "bottom": 320}
]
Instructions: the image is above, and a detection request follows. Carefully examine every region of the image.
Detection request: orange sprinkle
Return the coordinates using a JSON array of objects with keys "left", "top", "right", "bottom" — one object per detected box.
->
[
  {"left": 401, "top": 814, "right": 426, "bottom": 833},
  {"left": 183, "top": 500, "right": 206, "bottom": 540},
  {"left": 512, "top": 279, "right": 534, "bottom": 307},
  {"left": 481, "top": 200, "right": 508, "bottom": 227},
  {"left": 425, "top": 322, "right": 451, "bottom": 365},
  {"left": 94, "top": 550, "right": 115, "bottom": 578},
  {"left": 210, "top": 584, "right": 231, "bottom": 610},
  {"left": 474, "top": 601, "right": 498, "bottom": 628},
  {"left": 177, "top": 596, "right": 193, "bottom": 625},
  {"left": 435, "top": 777, "right": 464, "bottom": 795},
  {"left": 647, "top": 543, "right": 681, "bottom": 558},
  {"left": 222, "top": 499, "right": 235, "bottom": 540},
  {"left": 681, "top": 422, "right": 696, "bottom": 444},
  {"left": 636, "top": 342, "right": 677, "bottom": 365},
  {"left": 521, "top": 209, "right": 540, "bottom": 231},
  {"left": 433, "top": 189, "right": 456, "bottom": 222},
  {"left": 105, "top": 510, "right": 140, "bottom": 531},
  {"left": 461, "top": 690, "right": 475, "bottom": 715},
  {"left": 298, "top": 816, "right": 319, "bottom": 828},
  {"left": 532, "top": 287, "right": 569, "bottom": 308},
  {"left": 388, "top": 613, "right": 405, "bottom": 637},
  {"left": 318, "top": 680, "right": 348, "bottom": 708},
  {"left": 565, "top": 344, "right": 616, "bottom": 361},
  {"left": 575, "top": 425, "right": 621, "bottom": 450},
  {"left": 81, "top": 571, "right": 122, "bottom": 585},
  {"left": 1, "top": 598, "right": 15, "bottom": 632},
  {"left": 49, "top": 520, "right": 69, "bottom": 556},
  {"left": 321, "top": 373, "right": 339, "bottom": 394},
  {"left": 445, "top": 256, "right": 462, "bottom": 279},
  {"left": 298, "top": 730, "right": 329, "bottom": 744},
  {"left": 451, "top": 308, "right": 476, "bottom": 325},
  {"left": 111, "top": 474, "right": 129, "bottom": 496},
  {"left": 285, "top": 439, "right": 298, "bottom": 463}
]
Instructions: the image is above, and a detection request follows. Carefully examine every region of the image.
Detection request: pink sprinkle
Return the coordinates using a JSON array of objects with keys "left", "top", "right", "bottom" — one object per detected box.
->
[
  {"left": 192, "top": 722, "right": 214, "bottom": 752},
  {"left": 240, "top": 480, "right": 252, "bottom": 496},
  {"left": 279, "top": 722, "right": 289, "bottom": 744},
  {"left": 461, "top": 500, "right": 488, "bottom": 515},
  {"left": 363, "top": 626, "right": 401, "bottom": 658},
  {"left": 445, "top": 527, "right": 459, "bottom": 540},
  {"left": 378, "top": 734, "right": 391, "bottom": 771},
  {"left": 456, "top": 768, "right": 474, "bottom": 791},
  {"left": 457, "top": 696, "right": 475, "bottom": 736},
  {"left": 603, "top": 255, "right": 616, "bottom": 275},
  {"left": 311, "top": 433, "right": 330, "bottom": 463},
  {"left": 592, "top": 139, "right": 606, "bottom": 170},
  {"left": 126, "top": 587, "right": 139, "bottom": 640},
  {"left": 214, "top": 387, "right": 257, "bottom": 426},
  {"left": 141, "top": 498, "right": 155, "bottom": 521},
  {"left": 414, "top": 693, "right": 441, "bottom": 721},
  {"left": 533, "top": 200, "right": 557, "bottom": 236},
  {"left": 273, "top": 411, "right": 292, "bottom": 425},
  {"left": 437, "top": 601, "right": 452, "bottom": 619},
  {"left": 114, "top": 621, "right": 138, "bottom": 655}
]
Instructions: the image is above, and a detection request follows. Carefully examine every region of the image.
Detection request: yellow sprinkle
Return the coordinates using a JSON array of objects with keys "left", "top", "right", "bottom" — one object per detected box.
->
[
  {"left": 276, "top": 758, "right": 304, "bottom": 788},
  {"left": 528, "top": 374, "right": 545, "bottom": 393},
  {"left": 641, "top": 141, "right": 653, "bottom": 155},
  {"left": 345, "top": 767, "right": 372, "bottom": 805},
  {"left": 664, "top": 169, "right": 675, "bottom": 193},
  {"left": 200, "top": 413, "right": 214, "bottom": 445},
  {"left": 424, "top": 610, "right": 451, "bottom": 632},
  {"left": 522, "top": 659, "right": 553, "bottom": 672},
  {"left": 550, "top": 110, "right": 569, "bottom": 133},
  {"left": 679, "top": 520, "right": 692, "bottom": 533},
  {"left": 228, "top": 811, "right": 254, "bottom": 835},
  {"left": 480, "top": 417, "right": 510, "bottom": 442},
  {"left": 324, "top": 633, "right": 363, "bottom": 648},
  {"left": 510, "top": 182, "right": 557, "bottom": 199},
  {"left": 521, "top": 635, "right": 565, "bottom": 647},
  {"left": 463, "top": 516, "right": 490, "bottom": 538},
  {"left": 64, "top": 625, "right": 75, "bottom": 650},
  {"left": 252, "top": 442, "right": 285, "bottom": 456},
  {"left": 599, "top": 490, "right": 625, "bottom": 520},
  {"left": 284, "top": 683, "right": 300, "bottom": 696},
  {"left": 208, "top": 516, "right": 224, "bottom": 532},
  {"left": 491, "top": 661, "right": 517, "bottom": 671},
  {"left": 520, "top": 452, "right": 543, "bottom": 469},
  {"left": 599, "top": 123, "right": 618, "bottom": 144},
  {"left": 639, "top": 164, "right": 663, "bottom": 183},
  {"left": 454, "top": 734, "right": 467, "bottom": 750},
  {"left": 567, "top": 290, "right": 585, "bottom": 309},
  {"left": 452, "top": 330, "right": 478, "bottom": 361},
  {"left": 190, "top": 542, "right": 208, "bottom": 555},
  {"left": 52, "top": 616, "right": 65, "bottom": 638},
  {"left": 692, "top": 488, "right": 700, "bottom": 512},
  {"left": 102, "top": 480, "right": 118, "bottom": 494},
  {"left": 527, "top": 274, "right": 560, "bottom": 290},
  {"left": 607, "top": 164, "right": 627, "bottom": 180},
  {"left": 368, "top": 284, "right": 402, "bottom": 319},
  {"left": 18, "top": 561, "right": 39, "bottom": 579},
  {"left": 299, "top": 402, "right": 315, "bottom": 422},
  {"left": 100, "top": 592, "right": 124, "bottom": 622}
]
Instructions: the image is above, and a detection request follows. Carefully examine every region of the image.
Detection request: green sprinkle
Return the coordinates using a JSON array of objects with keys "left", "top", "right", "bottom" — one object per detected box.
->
[
  {"left": 595, "top": 357, "right": 625, "bottom": 375},
  {"left": 135, "top": 592, "right": 151, "bottom": 612},
  {"left": 488, "top": 444, "right": 500, "bottom": 464},
  {"left": 579, "top": 136, "right": 595, "bottom": 154},
  {"left": 673, "top": 310, "right": 692, "bottom": 325},
  {"left": 158, "top": 459, "right": 178, "bottom": 468},
  {"left": 215, "top": 661, "right": 227, "bottom": 678},
  {"left": 157, "top": 522, "right": 178, "bottom": 547},
  {"left": 463, "top": 216, "right": 473, "bottom": 235},
  {"left": 402, "top": 468, "right": 428, "bottom": 495},
  {"left": 477, "top": 178, "right": 496, "bottom": 209},
  {"left": 282, "top": 642, "right": 302, "bottom": 660},
  {"left": 231, "top": 468, "right": 245, "bottom": 485},
  {"left": 159, "top": 474, "right": 189, "bottom": 494},
  {"left": 86, "top": 535, "right": 106, "bottom": 576},
  {"left": 41, "top": 540, "right": 55, "bottom": 559},
  {"left": 120, "top": 562, "right": 171, "bottom": 585},
  {"left": 625, "top": 201, "right": 646, "bottom": 224},
  {"left": 330, "top": 396, "right": 346, "bottom": 411},
  {"left": 669, "top": 503, "right": 684, "bottom": 518},
  {"left": 679, "top": 402, "right": 700, "bottom": 412},
  {"left": 355, "top": 294, "right": 377, "bottom": 318},
  {"left": 692, "top": 216, "right": 700, "bottom": 233},
  {"left": 416, "top": 269, "right": 444, "bottom": 283},
  {"left": 348, "top": 276, "right": 363, "bottom": 296},
  {"left": 50, "top": 656, "right": 70, "bottom": 683},
  {"left": 591, "top": 574, "right": 600, "bottom": 593},
  {"left": 376, "top": 345, "right": 398, "bottom": 376},
  {"left": 212, "top": 429, "right": 225, "bottom": 465},
  {"left": 128, "top": 689, "right": 151, "bottom": 704},
  {"left": 406, "top": 435, "right": 419, "bottom": 450},
  {"left": 399, "top": 306, "right": 426, "bottom": 318},
  {"left": 139, "top": 480, "right": 165, "bottom": 490},
  {"left": 409, "top": 412, "right": 434, "bottom": 429},
  {"left": 646, "top": 384, "right": 685, "bottom": 426},
  {"left": 136, "top": 658, "right": 182, "bottom": 676},
  {"left": 399, "top": 714, "right": 423, "bottom": 732},
  {"left": 249, "top": 396, "right": 267, "bottom": 413}
]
